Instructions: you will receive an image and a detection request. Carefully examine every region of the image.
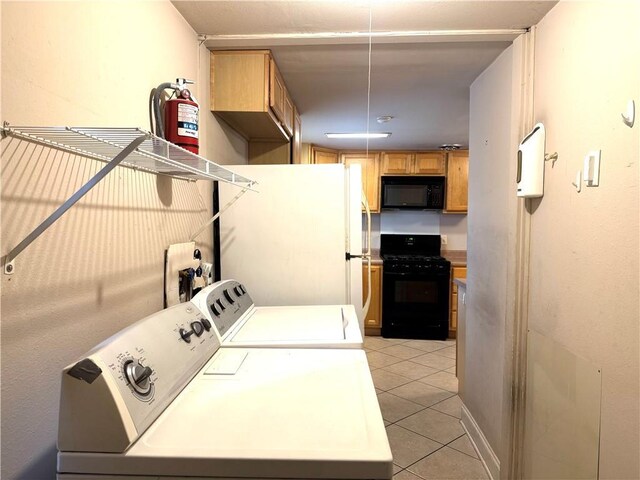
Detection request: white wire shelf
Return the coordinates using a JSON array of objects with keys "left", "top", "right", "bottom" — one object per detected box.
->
[
  {"left": 1, "top": 125, "right": 256, "bottom": 186},
  {"left": 1, "top": 124, "right": 258, "bottom": 274}
]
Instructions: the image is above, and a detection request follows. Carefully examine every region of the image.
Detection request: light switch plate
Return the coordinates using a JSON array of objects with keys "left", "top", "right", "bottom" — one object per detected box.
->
[{"left": 583, "top": 150, "right": 601, "bottom": 187}]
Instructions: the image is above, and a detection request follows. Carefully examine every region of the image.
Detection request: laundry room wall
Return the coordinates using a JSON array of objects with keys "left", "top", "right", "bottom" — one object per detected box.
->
[
  {"left": 0, "top": 2, "right": 247, "bottom": 478},
  {"left": 526, "top": 2, "right": 639, "bottom": 478},
  {"left": 467, "top": 1, "right": 640, "bottom": 478}
]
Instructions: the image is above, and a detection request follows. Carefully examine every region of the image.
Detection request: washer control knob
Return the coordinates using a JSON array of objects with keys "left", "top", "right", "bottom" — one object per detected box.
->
[
  {"left": 191, "top": 321, "right": 204, "bottom": 337},
  {"left": 201, "top": 318, "right": 212, "bottom": 331},
  {"left": 210, "top": 302, "right": 220, "bottom": 316},
  {"left": 179, "top": 328, "right": 193, "bottom": 343},
  {"left": 124, "top": 360, "right": 153, "bottom": 396},
  {"left": 233, "top": 286, "right": 242, "bottom": 296},
  {"left": 216, "top": 299, "right": 226, "bottom": 311},
  {"left": 223, "top": 289, "right": 235, "bottom": 304}
]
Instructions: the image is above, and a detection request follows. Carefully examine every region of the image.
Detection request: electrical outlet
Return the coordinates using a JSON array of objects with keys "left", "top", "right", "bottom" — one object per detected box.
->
[{"left": 441, "top": 235, "right": 448, "bottom": 245}]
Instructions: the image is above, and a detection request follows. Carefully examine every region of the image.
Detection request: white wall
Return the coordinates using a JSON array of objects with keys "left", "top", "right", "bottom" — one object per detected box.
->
[
  {"left": 0, "top": 2, "right": 246, "bottom": 478},
  {"left": 369, "top": 211, "right": 467, "bottom": 251},
  {"left": 466, "top": 37, "right": 523, "bottom": 464},
  {"left": 528, "top": 2, "right": 639, "bottom": 478}
]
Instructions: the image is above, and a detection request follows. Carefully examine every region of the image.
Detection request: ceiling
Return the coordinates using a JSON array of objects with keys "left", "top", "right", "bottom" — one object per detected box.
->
[{"left": 172, "top": 1, "right": 557, "bottom": 150}]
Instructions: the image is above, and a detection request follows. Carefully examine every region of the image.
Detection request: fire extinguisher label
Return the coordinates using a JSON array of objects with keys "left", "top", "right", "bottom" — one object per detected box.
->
[{"left": 177, "top": 103, "right": 199, "bottom": 139}]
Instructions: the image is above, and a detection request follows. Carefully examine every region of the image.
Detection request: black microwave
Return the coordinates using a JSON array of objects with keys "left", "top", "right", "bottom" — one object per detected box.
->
[{"left": 381, "top": 176, "right": 445, "bottom": 210}]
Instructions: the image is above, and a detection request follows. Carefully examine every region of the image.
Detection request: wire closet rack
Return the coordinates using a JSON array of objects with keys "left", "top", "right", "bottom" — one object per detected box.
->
[{"left": 1, "top": 124, "right": 258, "bottom": 274}]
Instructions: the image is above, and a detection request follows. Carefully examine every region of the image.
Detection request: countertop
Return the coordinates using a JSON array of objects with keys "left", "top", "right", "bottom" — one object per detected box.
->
[
  {"left": 442, "top": 250, "right": 467, "bottom": 267},
  {"left": 365, "top": 249, "right": 466, "bottom": 267}
]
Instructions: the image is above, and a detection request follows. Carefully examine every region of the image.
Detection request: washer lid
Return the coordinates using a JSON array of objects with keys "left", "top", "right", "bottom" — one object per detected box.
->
[
  {"left": 58, "top": 348, "right": 392, "bottom": 479},
  {"left": 229, "top": 305, "right": 347, "bottom": 343}
]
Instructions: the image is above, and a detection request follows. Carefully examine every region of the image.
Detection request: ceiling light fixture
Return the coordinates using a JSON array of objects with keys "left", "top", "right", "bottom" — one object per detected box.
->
[
  {"left": 376, "top": 116, "right": 394, "bottom": 124},
  {"left": 325, "top": 132, "right": 391, "bottom": 139},
  {"left": 440, "top": 144, "right": 462, "bottom": 150}
]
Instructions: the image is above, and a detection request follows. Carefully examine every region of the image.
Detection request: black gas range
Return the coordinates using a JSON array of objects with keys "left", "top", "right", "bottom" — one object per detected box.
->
[{"left": 380, "top": 234, "right": 451, "bottom": 340}]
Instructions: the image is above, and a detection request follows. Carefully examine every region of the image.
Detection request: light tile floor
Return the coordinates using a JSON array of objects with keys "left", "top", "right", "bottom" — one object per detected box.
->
[{"left": 364, "top": 336, "right": 489, "bottom": 480}]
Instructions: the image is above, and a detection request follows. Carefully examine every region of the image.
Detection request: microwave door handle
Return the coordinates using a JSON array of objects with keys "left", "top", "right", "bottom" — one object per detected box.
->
[{"left": 361, "top": 189, "right": 372, "bottom": 319}]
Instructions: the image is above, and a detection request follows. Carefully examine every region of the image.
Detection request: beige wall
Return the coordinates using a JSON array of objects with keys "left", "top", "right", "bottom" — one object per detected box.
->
[
  {"left": 467, "top": 1, "right": 639, "bottom": 478},
  {"left": 529, "top": 2, "right": 639, "bottom": 478},
  {"left": 0, "top": 2, "right": 246, "bottom": 478},
  {"left": 466, "top": 37, "right": 523, "bottom": 464}
]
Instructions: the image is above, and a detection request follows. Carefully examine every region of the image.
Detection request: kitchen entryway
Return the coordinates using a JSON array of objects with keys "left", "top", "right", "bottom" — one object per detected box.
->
[{"left": 365, "top": 337, "right": 488, "bottom": 479}]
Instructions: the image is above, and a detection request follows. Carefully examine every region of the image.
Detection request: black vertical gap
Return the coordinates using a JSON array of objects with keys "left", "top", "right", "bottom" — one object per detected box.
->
[{"left": 213, "top": 181, "right": 221, "bottom": 281}]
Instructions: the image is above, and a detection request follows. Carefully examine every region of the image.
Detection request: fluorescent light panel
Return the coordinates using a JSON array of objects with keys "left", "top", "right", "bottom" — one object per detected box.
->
[{"left": 325, "top": 132, "right": 391, "bottom": 139}]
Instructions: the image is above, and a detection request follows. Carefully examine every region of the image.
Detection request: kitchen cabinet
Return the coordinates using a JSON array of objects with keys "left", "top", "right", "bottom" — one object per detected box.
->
[
  {"left": 340, "top": 152, "right": 381, "bottom": 213},
  {"left": 415, "top": 152, "right": 446, "bottom": 174},
  {"left": 292, "top": 108, "right": 302, "bottom": 164},
  {"left": 381, "top": 151, "right": 445, "bottom": 175},
  {"left": 363, "top": 264, "right": 382, "bottom": 333},
  {"left": 248, "top": 140, "right": 290, "bottom": 165},
  {"left": 210, "top": 50, "right": 295, "bottom": 141},
  {"left": 444, "top": 150, "right": 469, "bottom": 213},
  {"left": 449, "top": 266, "right": 467, "bottom": 338},
  {"left": 311, "top": 146, "right": 340, "bottom": 164}
]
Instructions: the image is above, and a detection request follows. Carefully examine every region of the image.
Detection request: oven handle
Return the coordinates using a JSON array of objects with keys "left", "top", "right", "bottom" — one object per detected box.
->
[{"left": 383, "top": 271, "right": 450, "bottom": 278}]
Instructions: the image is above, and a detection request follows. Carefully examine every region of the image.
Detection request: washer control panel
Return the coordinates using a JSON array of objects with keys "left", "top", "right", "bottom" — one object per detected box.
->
[
  {"left": 59, "top": 301, "right": 221, "bottom": 453},
  {"left": 192, "top": 280, "right": 254, "bottom": 340}
]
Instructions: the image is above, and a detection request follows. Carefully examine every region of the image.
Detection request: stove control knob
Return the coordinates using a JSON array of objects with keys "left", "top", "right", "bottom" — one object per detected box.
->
[
  {"left": 124, "top": 360, "right": 153, "bottom": 396},
  {"left": 191, "top": 321, "right": 204, "bottom": 337},
  {"left": 201, "top": 318, "right": 212, "bottom": 331},
  {"left": 223, "top": 289, "right": 235, "bottom": 304}
]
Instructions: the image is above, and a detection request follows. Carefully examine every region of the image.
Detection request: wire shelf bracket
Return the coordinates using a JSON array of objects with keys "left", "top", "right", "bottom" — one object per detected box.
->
[{"left": 1, "top": 124, "right": 258, "bottom": 274}]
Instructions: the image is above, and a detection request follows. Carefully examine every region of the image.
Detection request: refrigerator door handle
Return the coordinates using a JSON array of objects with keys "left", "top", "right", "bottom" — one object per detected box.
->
[{"left": 361, "top": 189, "right": 372, "bottom": 319}]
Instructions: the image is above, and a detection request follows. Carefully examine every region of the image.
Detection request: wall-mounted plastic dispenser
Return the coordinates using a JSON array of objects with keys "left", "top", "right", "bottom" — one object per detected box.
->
[{"left": 517, "top": 123, "right": 546, "bottom": 198}]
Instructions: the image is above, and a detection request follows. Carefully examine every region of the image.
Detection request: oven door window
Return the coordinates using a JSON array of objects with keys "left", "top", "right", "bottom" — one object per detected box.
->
[{"left": 393, "top": 279, "right": 440, "bottom": 304}]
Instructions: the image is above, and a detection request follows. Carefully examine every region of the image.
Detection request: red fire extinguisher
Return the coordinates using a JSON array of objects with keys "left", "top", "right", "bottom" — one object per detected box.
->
[{"left": 164, "top": 88, "right": 199, "bottom": 154}]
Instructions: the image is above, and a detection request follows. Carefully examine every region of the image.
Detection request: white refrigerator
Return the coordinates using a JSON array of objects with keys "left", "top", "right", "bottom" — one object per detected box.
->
[{"left": 216, "top": 164, "right": 367, "bottom": 332}]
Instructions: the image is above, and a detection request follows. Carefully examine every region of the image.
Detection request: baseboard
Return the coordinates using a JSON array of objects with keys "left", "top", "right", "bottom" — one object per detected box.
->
[{"left": 460, "top": 404, "right": 500, "bottom": 480}]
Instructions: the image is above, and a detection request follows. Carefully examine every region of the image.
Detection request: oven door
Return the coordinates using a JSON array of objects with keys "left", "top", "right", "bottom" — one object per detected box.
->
[{"left": 381, "top": 270, "right": 450, "bottom": 340}]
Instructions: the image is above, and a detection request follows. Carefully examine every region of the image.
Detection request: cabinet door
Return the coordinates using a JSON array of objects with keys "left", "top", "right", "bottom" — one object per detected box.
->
[
  {"left": 363, "top": 265, "right": 382, "bottom": 328},
  {"left": 269, "top": 58, "right": 286, "bottom": 124},
  {"left": 414, "top": 152, "right": 445, "bottom": 174},
  {"left": 283, "top": 91, "right": 294, "bottom": 137},
  {"left": 382, "top": 152, "right": 413, "bottom": 175},
  {"left": 449, "top": 267, "right": 467, "bottom": 337},
  {"left": 292, "top": 108, "right": 302, "bottom": 164},
  {"left": 341, "top": 152, "right": 380, "bottom": 213},
  {"left": 445, "top": 151, "right": 469, "bottom": 212},
  {"left": 312, "top": 147, "right": 339, "bottom": 164}
]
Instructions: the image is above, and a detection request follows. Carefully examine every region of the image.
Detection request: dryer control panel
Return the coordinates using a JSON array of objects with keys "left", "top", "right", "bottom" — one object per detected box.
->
[
  {"left": 58, "top": 301, "right": 220, "bottom": 454},
  {"left": 191, "top": 279, "right": 254, "bottom": 340}
]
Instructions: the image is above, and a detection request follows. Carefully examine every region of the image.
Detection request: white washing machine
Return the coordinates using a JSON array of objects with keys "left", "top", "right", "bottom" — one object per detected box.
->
[
  {"left": 191, "top": 280, "right": 363, "bottom": 349},
  {"left": 57, "top": 301, "right": 392, "bottom": 479}
]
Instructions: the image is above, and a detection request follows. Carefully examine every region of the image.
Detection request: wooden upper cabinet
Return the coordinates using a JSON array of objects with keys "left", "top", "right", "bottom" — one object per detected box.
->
[
  {"left": 269, "top": 58, "right": 286, "bottom": 125},
  {"left": 210, "top": 50, "right": 295, "bottom": 141},
  {"left": 382, "top": 152, "right": 413, "bottom": 175},
  {"left": 445, "top": 150, "right": 469, "bottom": 213},
  {"left": 311, "top": 146, "right": 340, "bottom": 164},
  {"left": 283, "top": 92, "right": 294, "bottom": 137},
  {"left": 414, "top": 152, "right": 445, "bottom": 174},
  {"left": 381, "top": 151, "right": 445, "bottom": 175},
  {"left": 340, "top": 152, "right": 380, "bottom": 213},
  {"left": 291, "top": 108, "right": 302, "bottom": 164}
]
